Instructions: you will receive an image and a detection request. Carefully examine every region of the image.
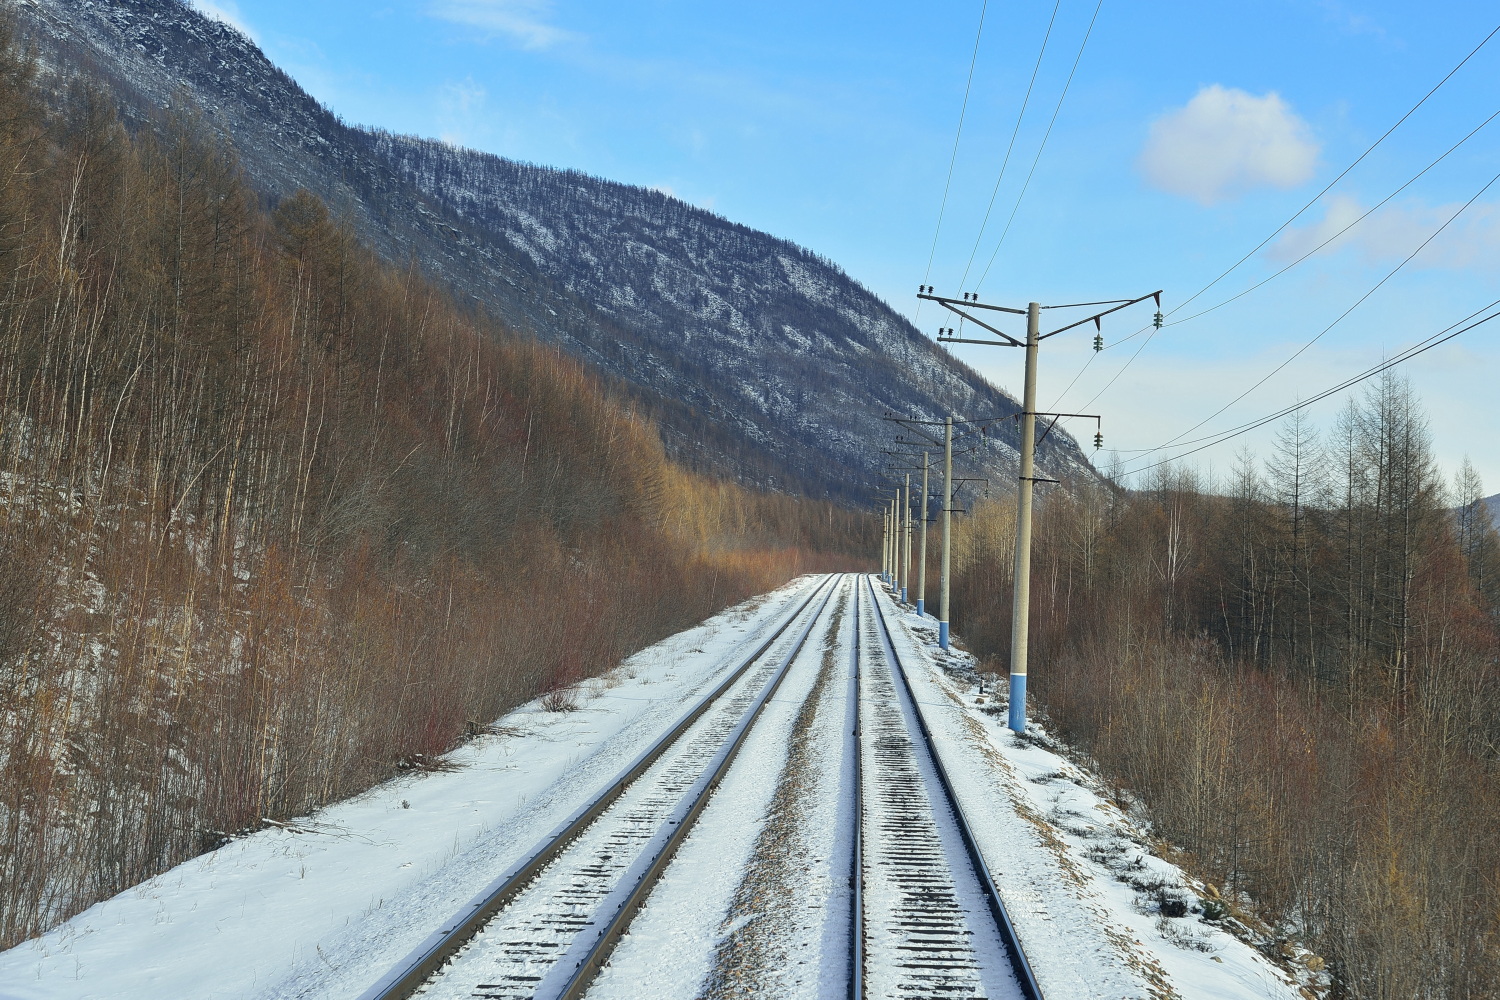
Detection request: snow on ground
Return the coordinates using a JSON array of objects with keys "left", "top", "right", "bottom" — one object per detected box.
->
[
  {"left": 0, "top": 577, "right": 822, "bottom": 1000},
  {"left": 871, "top": 583, "right": 1319, "bottom": 1000},
  {"left": 588, "top": 576, "right": 853, "bottom": 1000},
  {"left": 1, "top": 572, "right": 1322, "bottom": 1000}
]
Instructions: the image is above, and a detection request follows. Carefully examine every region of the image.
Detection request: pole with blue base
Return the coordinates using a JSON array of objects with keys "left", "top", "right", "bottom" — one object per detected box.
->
[
  {"left": 939, "top": 416, "right": 952, "bottom": 650},
  {"left": 1007, "top": 303, "right": 1040, "bottom": 735},
  {"left": 882, "top": 502, "right": 891, "bottom": 585},
  {"left": 916, "top": 449, "right": 929, "bottom": 618},
  {"left": 899, "top": 473, "right": 910, "bottom": 605}
]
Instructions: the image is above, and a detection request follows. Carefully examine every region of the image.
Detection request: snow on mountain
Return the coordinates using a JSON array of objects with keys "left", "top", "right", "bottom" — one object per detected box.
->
[{"left": 10, "top": 0, "right": 1094, "bottom": 499}]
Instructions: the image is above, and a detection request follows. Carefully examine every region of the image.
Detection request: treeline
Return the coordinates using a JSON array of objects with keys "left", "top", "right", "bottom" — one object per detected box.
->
[
  {"left": 0, "top": 29, "right": 867, "bottom": 948},
  {"left": 950, "top": 374, "right": 1500, "bottom": 997}
]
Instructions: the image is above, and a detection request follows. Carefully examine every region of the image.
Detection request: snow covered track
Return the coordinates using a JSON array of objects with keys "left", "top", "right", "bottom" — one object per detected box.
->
[
  {"left": 860, "top": 577, "right": 1042, "bottom": 1000},
  {"left": 362, "top": 575, "right": 845, "bottom": 1000}
]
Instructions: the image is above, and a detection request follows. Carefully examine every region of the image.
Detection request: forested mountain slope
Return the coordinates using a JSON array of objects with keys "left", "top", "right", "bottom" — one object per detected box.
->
[{"left": 10, "top": 0, "right": 1092, "bottom": 498}]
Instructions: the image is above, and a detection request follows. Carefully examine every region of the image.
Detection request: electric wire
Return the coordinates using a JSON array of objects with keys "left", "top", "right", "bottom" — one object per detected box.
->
[
  {"left": 956, "top": 0, "right": 1064, "bottom": 291},
  {"left": 1120, "top": 163, "right": 1500, "bottom": 458},
  {"left": 1116, "top": 296, "right": 1500, "bottom": 458},
  {"left": 918, "top": 0, "right": 990, "bottom": 321},
  {"left": 1115, "top": 300, "right": 1500, "bottom": 479},
  {"left": 1043, "top": 21, "right": 1500, "bottom": 410},
  {"left": 975, "top": 0, "right": 1105, "bottom": 293},
  {"left": 1053, "top": 109, "right": 1500, "bottom": 413},
  {"left": 1163, "top": 106, "right": 1500, "bottom": 330},
  {"left": 1162, "top": 21, "right": 1500, "bottom": 320}
]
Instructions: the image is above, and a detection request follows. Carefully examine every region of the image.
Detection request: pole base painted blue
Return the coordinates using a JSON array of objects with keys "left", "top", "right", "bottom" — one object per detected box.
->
[
  {"left": 1008, "top": 673, "right": 1027, "bottom": 733},
  {"left": 915, "top": 599, "right": 925, "bottom": 617},
  {"left": 939, "top": 621, "right": 949, "bottom": 650},
  {"left": 900, "top": 587, "right": 907, "bottom": 604}
]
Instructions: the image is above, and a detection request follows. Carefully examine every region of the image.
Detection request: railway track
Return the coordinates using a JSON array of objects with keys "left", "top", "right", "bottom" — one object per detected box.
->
[
  {"left": 358, "top": 572, "right": 1041, "bottom": 1000},
  {"left": 358, "top": 573, "right": 846, "bottom": 1000},
  {"left": 858, "top": 576, "right": 1041, "bottom": 1000}
]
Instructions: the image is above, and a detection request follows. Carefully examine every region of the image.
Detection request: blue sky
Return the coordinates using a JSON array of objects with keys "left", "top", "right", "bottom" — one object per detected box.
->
[{"left": 199, "top": 0, "right": 1500, "bottom": 494}]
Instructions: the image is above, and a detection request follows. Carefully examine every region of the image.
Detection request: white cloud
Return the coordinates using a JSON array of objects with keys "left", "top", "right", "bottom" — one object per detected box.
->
[
  {"left": 190, "top": 0, "right": 257, "bottom": 41},
  {"left": 1273, "top": 193, "right": 1500, "bottom": 271},
  {"left": 1139, "top": 85, "right": 1319, "bottom": 205},
  {"left": 428, "top": 0, "right": 575, "bottom": 50}
]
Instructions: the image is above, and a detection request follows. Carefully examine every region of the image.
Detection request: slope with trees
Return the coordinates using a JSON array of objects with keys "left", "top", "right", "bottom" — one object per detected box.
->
[
  {"left": 0, "top": 32, "right": 867, "bottom": 949},
  {"left": 8, "top": 0, "right": 1091, "bottom": 501}
]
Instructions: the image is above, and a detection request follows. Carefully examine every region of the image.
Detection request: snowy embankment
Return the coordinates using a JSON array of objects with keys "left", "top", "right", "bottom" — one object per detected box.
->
[
  {"left": 873, "top": 586, "right": 1321, "bottom": 1000},
  {"left": 1, "top": 574, "right": 1317, "bottom": 999},
  {"left": 0, "top": 577, "right": 823, "bottom": 1000}
]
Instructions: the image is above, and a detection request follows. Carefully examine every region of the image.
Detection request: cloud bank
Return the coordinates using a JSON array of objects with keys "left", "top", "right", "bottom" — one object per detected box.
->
[{"left": 1140, "top": 85, "right": 1319, "bottom": 205}]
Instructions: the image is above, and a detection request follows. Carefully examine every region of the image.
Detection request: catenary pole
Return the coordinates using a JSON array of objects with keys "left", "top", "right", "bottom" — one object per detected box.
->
[
  {"left": 918, "top": 451, "right": 930, "bottom": 616},
  {"left": 876, "top": 500, "right": 888, "bottom": 587},
  {"left": 900, "top": 474, "right": 910, "bottom": 603},
  {"left": 894, "top": 476, "right": 906, "bottom": 602},
  {"left": 940, "top": 417, "right": 953, "bottom": 648},
  {"left": 881, "top": 504, "right": 889, "bottom": 581},
  {"left": 925, "top": 286, "right": 1156, "bottom": 731},
  {"left": 1009, "top": 303, "right": 1040, "bottom": 734}
]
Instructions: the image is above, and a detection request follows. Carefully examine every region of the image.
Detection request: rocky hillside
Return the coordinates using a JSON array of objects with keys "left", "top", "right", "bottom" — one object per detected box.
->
[{"left": 10, "top": 0, "right": 1093, "bottom": 499}]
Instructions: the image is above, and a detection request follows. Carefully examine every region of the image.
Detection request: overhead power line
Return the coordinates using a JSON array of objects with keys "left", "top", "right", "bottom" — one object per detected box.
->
[
  {"left": 1116, "top": 299, "right": 1500, "bottom": 478},
  {"left": 976, "top": 0, "right": 1106, "bottom": 293},
  {"left": 1166, "top": 20, "right": 1500, "bottom": 320},
  {"left": 918, "top": 0, "right": 990, "bottom": 320},
  {"left": 957, "top": 0, "right": 1064, "bottom": 291},
  {"left": 1048, "top": 20, "right": 1500, "bottom": 411},
  {"left": 1128, "top": 162, "right": 1500, "bottom": 457},
  {"left": 1163, "top": 106, "right": 1500, "bottom": 331}
]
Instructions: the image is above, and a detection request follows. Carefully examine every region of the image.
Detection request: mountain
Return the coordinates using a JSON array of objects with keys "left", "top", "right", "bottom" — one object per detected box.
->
[
  {"left": 1488, "top": 493, "right": 1500, "bottom": 526},
  {"left": 9, "top": 0, "right": 1092, "bottom": 499}
]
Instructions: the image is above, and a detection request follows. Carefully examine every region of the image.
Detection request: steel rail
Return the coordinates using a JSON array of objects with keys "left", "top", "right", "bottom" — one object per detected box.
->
[
  {"left": 849, "top": 576, "right": 865, "bottom": 1000},
  {"left": 863, "top": 575, "right": 1044, "bottom": 1000},
  {"left": 358, "top": 573, "right": 840, "bottom": 1000},
  {"left": 546, "top": 573, "right": 845, "bottom": 1000}
]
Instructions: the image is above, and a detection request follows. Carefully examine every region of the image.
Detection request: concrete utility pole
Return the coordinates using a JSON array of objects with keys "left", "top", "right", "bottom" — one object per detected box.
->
[
  {"left": 941, "top": 417, "right": 953, "bottom": 649},
  {"left": 926, "top": 287, "right": 1159, "bottom": 733},
  {"left": 881, "top": 420, "right": 976, "bottom": 650},
  {"left": 917, "top": 451, "right": 930, "bottom": 617},
  {"left": 900, "top": 474, "right": 911, "bottom": 604},
  {"left": 1009, "top": 302, "right": 1041, "bottom": 735},
  {"left": 876, "top": 500, "right": 888, "bottom": 587},
  {"left": 880, "top": 504, "right": 889, "bottom": 582}
]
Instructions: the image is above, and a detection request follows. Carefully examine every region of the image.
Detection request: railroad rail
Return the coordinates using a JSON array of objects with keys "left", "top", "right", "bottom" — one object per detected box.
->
[
  {"left": 860, "top": 575, "right": 1043, "bottom": 1000},
  {"left": 358, "top": 573, "right": 846, "bottom": 1000}
]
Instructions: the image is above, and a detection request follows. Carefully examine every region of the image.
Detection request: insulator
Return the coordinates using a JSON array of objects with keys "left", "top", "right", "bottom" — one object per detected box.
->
[
  {"left": 1153, "top": 311, "right": 1164, "bottom": 329},
  {"left": 1093, "top": 431, "right": 1104, "bottom": 450},
  {"left": 1093, "top": 333, "right": 1103, "bottom": 352}
]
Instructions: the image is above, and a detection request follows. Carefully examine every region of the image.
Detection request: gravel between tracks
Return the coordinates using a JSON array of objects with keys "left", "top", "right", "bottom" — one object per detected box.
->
[{"left": 697, "top": 585, "right": 850, "bottom": 1000}]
